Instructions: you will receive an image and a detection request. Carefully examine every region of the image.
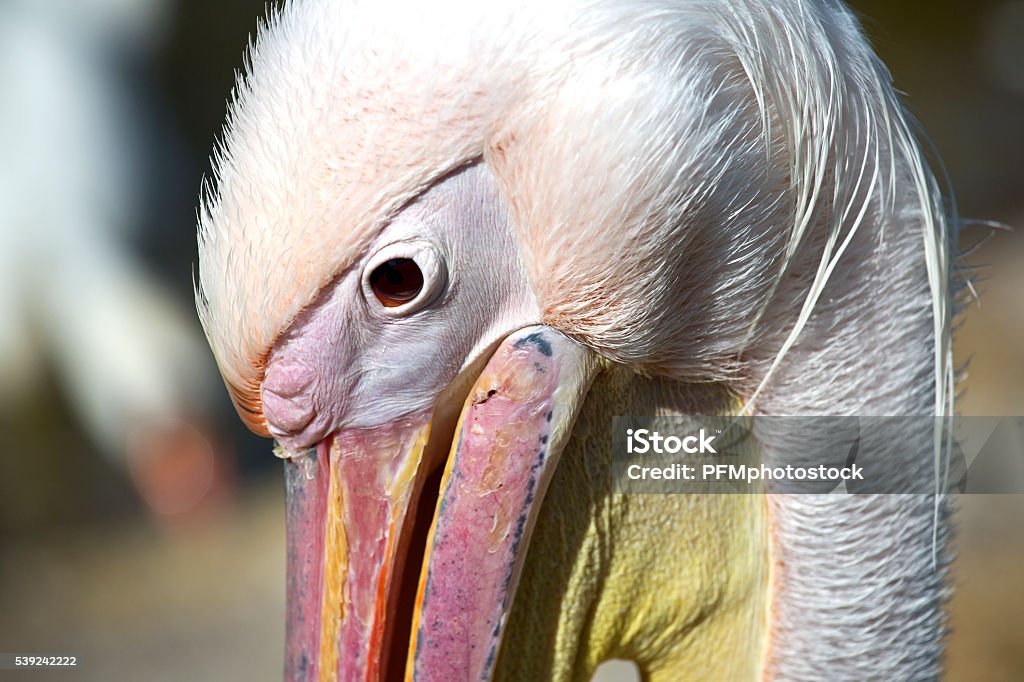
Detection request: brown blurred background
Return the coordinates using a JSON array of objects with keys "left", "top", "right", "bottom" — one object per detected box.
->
[{"left": 0, "top": 1, "right": 1021, "bottom": 680}]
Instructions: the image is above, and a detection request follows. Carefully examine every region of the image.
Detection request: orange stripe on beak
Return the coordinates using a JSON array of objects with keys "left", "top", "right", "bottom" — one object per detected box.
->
[{"left": 284, "top": 417, "right": 432, "bottom": 681}]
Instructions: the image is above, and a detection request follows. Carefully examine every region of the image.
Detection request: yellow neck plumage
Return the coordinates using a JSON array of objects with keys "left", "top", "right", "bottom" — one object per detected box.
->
[{"left": 496, "top": 367, "right": 770, "bottom": 682}]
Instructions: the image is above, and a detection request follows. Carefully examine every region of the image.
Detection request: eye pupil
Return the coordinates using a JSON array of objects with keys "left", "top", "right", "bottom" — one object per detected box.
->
[{"left": 369, "top": 258, "right": 424, "bottom": 307}]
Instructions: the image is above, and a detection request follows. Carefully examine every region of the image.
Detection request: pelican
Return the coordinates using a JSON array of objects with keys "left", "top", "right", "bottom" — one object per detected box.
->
[{"left": 196, "top": 0, "right": 954, "bottom": 679}]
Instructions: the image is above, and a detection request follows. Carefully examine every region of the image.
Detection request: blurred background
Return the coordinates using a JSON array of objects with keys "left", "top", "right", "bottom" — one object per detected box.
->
[{"left": 0, "top": 0, "right": 1021, "bottom": 679}]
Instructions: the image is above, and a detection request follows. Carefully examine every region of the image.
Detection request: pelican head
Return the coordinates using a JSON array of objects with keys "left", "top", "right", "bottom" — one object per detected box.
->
[{"left": 197, "top": 1, "right": 952, "bottom": 679}]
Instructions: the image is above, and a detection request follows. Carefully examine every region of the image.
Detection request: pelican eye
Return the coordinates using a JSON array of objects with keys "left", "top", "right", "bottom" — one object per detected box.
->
[
  {"left": 361, "top": 240, "right": 447, "bottom": 316},
  {"left": 369, "top": 258, "right": 423, "bottom": 307}
]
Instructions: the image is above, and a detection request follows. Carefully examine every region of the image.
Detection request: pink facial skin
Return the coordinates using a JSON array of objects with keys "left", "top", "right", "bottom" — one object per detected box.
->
[
  {"left": 264, "top": 362, "right": 320, "bottom": 437},
  {"left": 260, "top": 164, "right": 538, "bottom": 455}
]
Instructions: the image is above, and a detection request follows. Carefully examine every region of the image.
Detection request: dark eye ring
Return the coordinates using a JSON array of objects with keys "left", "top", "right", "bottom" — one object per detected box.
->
[{"left": 368, "top": 258, "right": 425, "bottom": 307}]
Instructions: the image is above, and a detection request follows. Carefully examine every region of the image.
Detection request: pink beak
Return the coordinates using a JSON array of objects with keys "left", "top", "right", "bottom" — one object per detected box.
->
[{"left": 282, "top": 327, "right": 597, "bottom": 681}]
